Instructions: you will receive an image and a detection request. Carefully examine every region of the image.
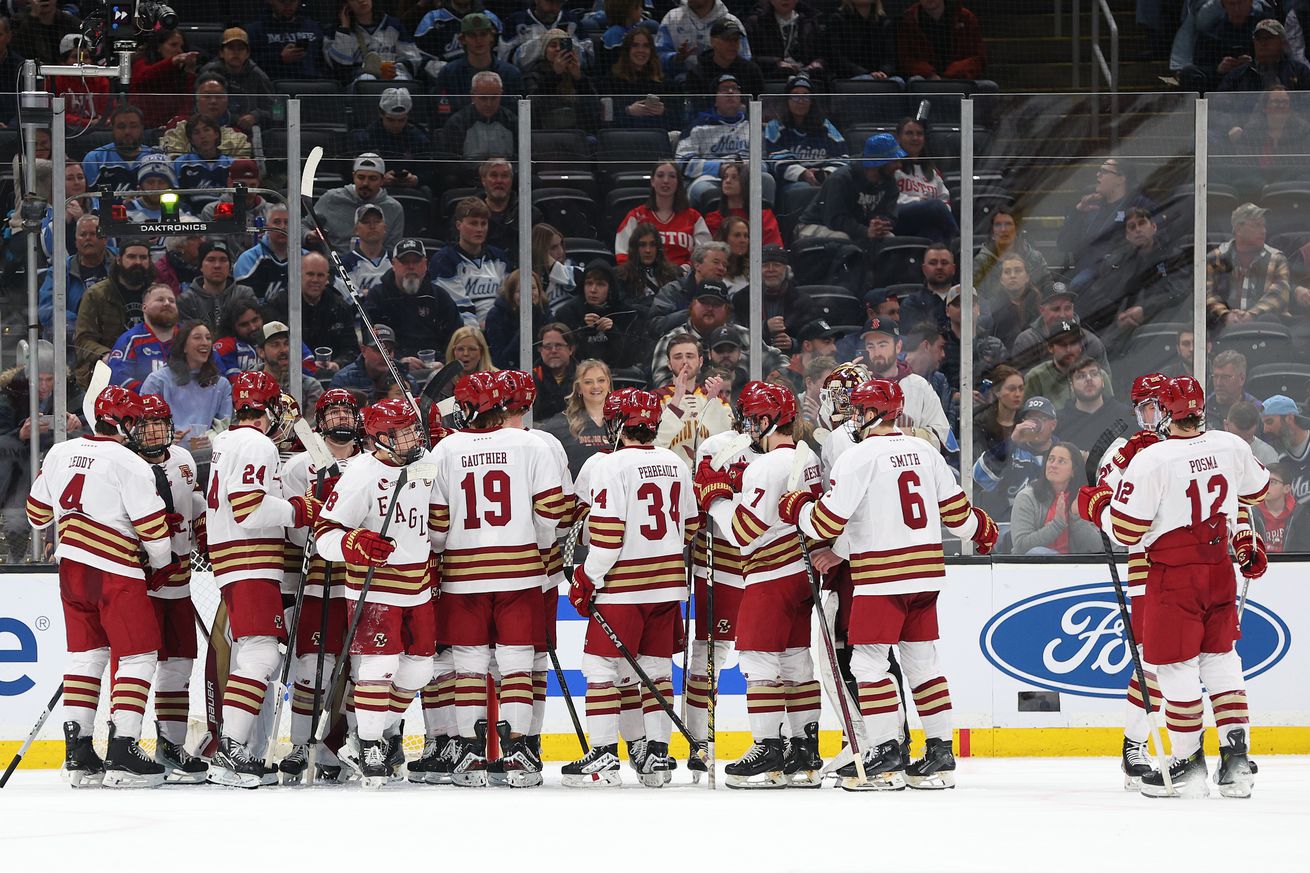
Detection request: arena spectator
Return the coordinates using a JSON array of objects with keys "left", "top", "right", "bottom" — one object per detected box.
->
[
  {"left": 1161, "top": 326, "right": 1197, "bottom": 378},
  {"left": 1059, "top": 158, "right": 1154, "bottom": 291},
  {"left": 796, "top": 133, "right": 901, "bottom": 247},
  {"left": 647, "top": 240, "right": 729, "bottom": 331},
  {"left": 652, "top": 331, "right": 733, "bottom": 467},
  {"left": 745, "top": 0, "right": 825, "bottom": 82},
  {"left": 590, "top": 0, "right": 657, "bottom": 74},
  {"left": 352, "top": 88, "right": 433, "bottom": 191},
  {"left": 556, "top": 260, "right": 643, "bottom": 370},
  {"left": 539, "top": 358, "right": 613, "bottom": 471},
  {"left": 1226, "top": 399, "right": 1281, "bottom": 465},
  {"left": 614, "top": 160, "right": 712, "bottom": 268},
  {"left": 826, "top": 0, "right": 898, "bottom": 79},
  {"left": 704, "top": 159, "right": 783, "bottom": 247},
  {"left": 432, "top": 14, "right": 524, "bottom": 115},
  {"left": 651, "top": 279, "right": 751, "bottom": 386},
  {"left": 1180, "top": 0, "right": 1272, "bottom": 94},
  {"left": 523, "top": 28, "right": 603, "bottom": 132},
  {"left": 331, "top": 324, "right": 419, "bottom": 402},
  {"left": 177, "top": 240, "right": 259, "bottom": 333},
  {"left": 430, "top": 196, "right": 510, "bottom": 325},
  {"left": 213, "top": 299, "right": 270, "bottom": 377},
  {"left": 160, "top": 75, "right": 254, "bottom": 158},
  {"left": 985, "top": 252, "right": 1042, "bottom": 350},
  {"left": 469, "top": 158, "right": 541, "bottom": 261},
  {"left": 898, "top": 242, "right": 958, "bottom": 332},
  {"left": 716, "top": 215, "right": 750, "bottom": 294},
  {"left": 40, "top": 159, "right": 90, "bottom": 261},
  {"left": 684, "top": 19, "right": 765, "bottom": 101},
  {"left": 1024, "top": 318, "right": 1112, "bottom": 409},
  {"left": 532, "top": 323, "right": 577, "bottom": 419},
  {"left": 198, "top": 29, "right": 276, "bottom": 131},
  {"left": 316, "top": 153, "right": 406, "bottom": 251},
  {"left": 151, "top": 221, "right": 204, "bottom": 298},
  {"left": 777, "top": 322, "right": 839, "bottom": 395},
  {"left": 1055, "top": 357, "right": 1131, "bottom": 451},
  {"left": 437, "top": 71, "right": 518, "bottom": 163},
  {"left": 532, "top": 223, "right": 579, "bottom": 314},
  {"left": 355, "top": 238, "right": 463, "bottom": 365},
  {"left": 604, "top": 27, "right": 679, "bottom": 130},
  {"left": 414, "top": 0, "right": 505, "bottom": 71},
  {"left": 974, "top": 363, "right": 1025, "bottom": 456},
  {"left": 973, "top": 394, "right": 1060, "bottom": 521},
  {"left": 897, "top": 0, "right": 986, "bottom": 80},
  {"left": 325, "top": 0, "right": 423, "bottom": 84},
  {"left": 49, "top": 35, "right": 109, "bottom": 128},
  {"left": 1217, "top": 18, "right": 1310, "bottom": 91},
  {"left": 252, "top": 320, "right": 322, "bottom": 410},
  {"left": 74, "top": 239, "right": 155, "bottom": 386},
  {"left": 12, "top": 0, "right": 78, "bottom": 66},
  {"left": 126, "top": 29, "right": 198, "bottom": 128},
  {"left": 903, "top": 320, "right": 952, "bottom": 415},
  {"left": 173, "top": 116, "right": 237, "bottom": 207},
  {"left": 235, "top": 204, "right": 296, "bottom": 301},
  {"left": 1206, "top": 202, "right": 1289, "bottom": 328},
  {"left": 860, "top": 316, "right": 950, "bottom": 447},
  {"left": 501, "top": 0, "right": 593, "bottom": 70},
  {"left": 763, "top": 74, "right": 847, "bottom": 192},
  {"left": 140, "top": 320, "right": 232, "bottom": 465},
  {"left": 893, "top": 117, "right": 958, "bottom": 243},
  {"left": 1009, "top": 442, "right": 1100, "bottom": 555},
  {"left": 657, "top": 0, "right": 754, "bottom": 79},
  {"left": 0, "top": 17, "right": 21, "bottom": 126},
  {"left": 1010, "top": 283, "right": 1110, "bottom": 373},
  {"left": 836, "top": 286, "right": 901, "bottom": 361},
  {"left": 266, "top": 252, "right": 363, "bottom": 372},
  {"left": 107, "top": 284, "right": 179, "bottom": 391},
  {"left": 38, "top": 215, "right": 110, "bottom": 338},
  {"left": 677, "top": 75, "right": 751, "bottom": 202},
  {"left": 1260, "top": 394, "right": 1310, "bottom": 508},
  {"left": 340, "top": 204, "right": 392, "bottom": 295},
  {"left": 731, "top": 244, "right": 816, "bottom": 352},
  {"left": 615, "top": 222, "right": 681, "bottom": 316},
  {"left": 973, "top": 208, "right": 1050, "bottom": 303},
  {"left": 246, "top": 0, "right": 329, "bottom": 81},
  {"left": 125, "top": 156, "right": 190, "bottom": 240},
  {"left": 1254, "top": 462, "right": 1296, "bottom": 550},
  {"left": 82, "top": 104, "right": 161, "bottom": 194},
  {"left": 201, "top": 160, "right": 276, "bottom": 255},
  {"left": 485, "top": 269, "right": 551, "bottom": 370},
  {"left": 1207, "top": 349, "right": 1261, "bottom": 429}
]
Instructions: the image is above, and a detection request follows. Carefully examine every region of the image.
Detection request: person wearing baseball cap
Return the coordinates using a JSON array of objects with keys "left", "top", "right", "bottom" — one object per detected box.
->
[
  {"left": 1214, "top": 18, "right": 1307, "bottom": 93},
  {"left": 972, "top": 390, "right": 1062, "bottom": 520},
  {"left": 177, "top": 238, "right": 259, "bottom": 334},
  {"left": 431, "top": 11, "right": 524, "bottom": 115},
  {"left": 796, "top": 133, "right": 902, "bottom": 248},
  {"left": 359, "top": 237, "right": 463, "bottom": 371},
  {"left": 330, "top": 322, "right": 419, "bottom": 402},
  {"left": 683, "top": 12, "right": 764, "bottom": 100},
  {"left": 650, "top": 276, "right": 751, "bottom": 389},
  {"left": 411, "top": 5, "right": 504, "bottom": 78},
  {"left": 315, "top": 151, "right": 405, "bottom": 251},
  {"left": 205, "top": 26, "right": 275, "bottom": 131},
  {"left": 1021, "top": 316, "right": 1107, "bottom": 409},
  {"left": 1009, "top": 280, "right": 1112, "bottom": 374},
  {"left": 355, "top": 88, "right": 432, "bottom": 190},
  {"left": 127, "top": 154, "right": 181, "bottom": 223},
  {"left": 339, "top": 203, "right": 391, "bottom": 294},
  {"left": 555, "top": 259, "right": 640, "bottom": 370},
  {"left": 858, "top": 314, "right": 951, "bottom": 448}
]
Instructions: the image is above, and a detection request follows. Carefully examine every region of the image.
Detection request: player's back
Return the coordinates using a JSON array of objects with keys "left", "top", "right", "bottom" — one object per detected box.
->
[
  {"left": 693, "top": 430, "right": 757, "bottom": 583},
  {"left": 206, "top": 425, "right": 286, "bottom": 585}
]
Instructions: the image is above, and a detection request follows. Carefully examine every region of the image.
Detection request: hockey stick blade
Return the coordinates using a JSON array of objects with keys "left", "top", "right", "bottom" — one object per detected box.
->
[
  {"left": 292, "top": 418, "right": 336, "bottom": 473},
  {"left": 710, "top": 433, "right": 752, "bottom": 471},
  {"left": 81, "top": 360, "right": 111, "bottom": 427},
  {"left": 789, "top": 440, "right": 816, "bottom": 490},
  {"left": 1085, "top": 419, "right": 1131, "bottom": 486},
  {"left": 300, "top": 146, "right": 324, "bottom": 200}
]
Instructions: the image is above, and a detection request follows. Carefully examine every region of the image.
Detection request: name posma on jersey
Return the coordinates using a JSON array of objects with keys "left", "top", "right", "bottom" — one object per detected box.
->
[{"left": 1189, "top": 456, "right": 1219, "bottom": 473}]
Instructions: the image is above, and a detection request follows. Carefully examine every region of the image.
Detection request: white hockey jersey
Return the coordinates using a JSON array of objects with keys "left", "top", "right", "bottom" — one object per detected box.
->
[
  {"left": 206, "top": 424, "right": 298, "bottom": 589},
  {"left": 148, "top": 445, "right": 204, "bottom": 599},
  {"left": 1097, "top": 432, "right": 1150, "bottom": 597},
  {"left": 691, "top": 431, "right": 758, "bottom": 589},
  {"left": 583, "top": 444, "right": 697, "bottom": 604},
  {"left": 1103, "top": 431, "right": 1269, "bottom": 551},
  {"left": 26, "top": 435, "right": 172, "bottom": 580},
  {"left": 527, "top": 427, "right": 576, "bottom": 592},
  {"left": 820, "top": 422, "right": 855, "bottom": 482},
  {"left": 710, "top": 444, "right": 821, "bottom": 585},
  {"left": 316, "top": 452, "right": 436, "bottom": 608},
  {"left": 428, "top": 427, "right": 568, "bottom": 594},
  {"left": 281, "top": 447, "right": 359, "bottom": 600},
  {"left": 799, "top": 432, "right": 979, "bottom": 596}
]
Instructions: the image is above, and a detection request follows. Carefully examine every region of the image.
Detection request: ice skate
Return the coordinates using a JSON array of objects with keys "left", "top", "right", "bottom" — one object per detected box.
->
[
  {"left": 1141, "top": 748, "right": 1209, "bottom": 798},
  {"left": 154, "top": 726, "right": 207, "bottom": 784},
  {"left": 359, "top": 738, "right": 389, "bottom": 790},
  {"left": 637, "top": 740, "right": 675, "bottom": 788},
  {"left": 314, "top": 762, "right": 344, "bottom": 784},
  {"left": 62, "top": 721, "right": 103, "bottom": 788},
  {"left": 626, "top": 736, "right": 648, "bottom": 776},
  {"left": 384, "top": 730, "right": 406, "bottom": 783},
  {"left": 687, "top": 747, "right": 707, "bottom": 783},
  {"left": 725, "top": 737, "right": 788, "bottom": 789},
  {"left": 840, "top": 740, "right": 907, "bottom": 791},
  {"left": 102, "top": 725, "right": 166, "bottom": 789},
  {"left": 1121, "top": 737, "right": 1155, "bottom": 791},
  {"left": 278, "top": 743, "right": 310, "bottom": 786},
  {"left": 1215, "top": 730, "right": 1254, "bottom": 799},
  {"left": 562, "top": 743, "right": 622, "bottom": 788},
  {"left": 408, "top": 735, "right": 445, "bottom": 784},
  {"left": 483, "top": 720, "right": 507, "bottom": 786},
  {"left": 784, "top": 722, "right": 823, "bottom": 788},
  {"left": 338, "top": 731, "right": 363, "bottom": 777},
  {"left": 906, "top": 737, "right": 956, "bottom": 789},
  {"left": 207, "top": 736, "right": 267, "bottom": 789},
  {"left": 449, "top": 735, "right": 489, "bottom": 787},
  {"left": 499, "top": 730, "right": 544, "bottom": 788}
]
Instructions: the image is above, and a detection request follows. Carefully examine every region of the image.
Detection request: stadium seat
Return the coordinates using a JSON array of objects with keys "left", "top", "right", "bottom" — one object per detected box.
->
[
  {"left": 1213, "top": 323, "right": 1294, "bottom": 371},
  {"left": 800, "top": 286, "right": 865, "bottom": 327},
  {"left": 869, "top": 237, "right": 932, "bottom": 286},
  {"left": 531, "top": 129, "right": 595, "bottom": 194},
  {"left": 604, "top": 187, "right": 649, "bottom": 239},
  {"left": 273, "top": 80, "right": 346, "bottom": 132},
  {"left": 565, "top": 238, "right": 616, "bottom": 267},
  {"left": 1247, "top": 363, "right": 1310, "bottom": 402},
  {"left": 596, "top": 128, "right": 674, "bottom": 187},
  {"left": 1261, "top": 182, "right": 1310, "bottom": 236},
  {"left": 391, "top": 190, "right": 435, "bottom": 238},
  {"left": 533, "top": 188, "right": 600, "bottom": 239}
]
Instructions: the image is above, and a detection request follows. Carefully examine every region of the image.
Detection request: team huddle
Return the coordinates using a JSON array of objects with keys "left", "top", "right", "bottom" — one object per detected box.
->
[{"left": 23, "top": 361, "right": 1269, "bottom": 797}]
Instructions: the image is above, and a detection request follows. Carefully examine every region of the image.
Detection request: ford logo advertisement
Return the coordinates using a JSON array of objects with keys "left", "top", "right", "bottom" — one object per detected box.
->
[{"left": 980, "top": 583, "right": 1292, "bottom": 698}]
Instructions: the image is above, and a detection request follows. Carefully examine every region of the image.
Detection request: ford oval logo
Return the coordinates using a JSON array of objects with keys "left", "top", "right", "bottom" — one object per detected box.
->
[{"left": 980, "top": 583, "right": 1292, "bottom": 698}]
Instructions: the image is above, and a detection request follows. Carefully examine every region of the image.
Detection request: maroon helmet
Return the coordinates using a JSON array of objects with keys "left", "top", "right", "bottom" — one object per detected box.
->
[
  {"left": 495, "top": 369, "right": 537, "bottom": 414},
  {"left": 850, "top": 378, "right": 905, "bottom": 421},
  {"left": 453, "top": 371, "right": 505, "bottom": 424},
  {"left": 602, "top": 387, "right": 638, "bottom": 422},
  {"left": 615, "top": 390, "right": 662, "bottom": 430},
  {"left": 1162, "top": 376, "right": 1205, "bottom": 422},
  {"left": 137, "top": 393, "right": 174, "bottom": 456},
  {"left": 94, "top": 385, "right": 146, "bottom": 446},
  {"left": 1130, "top": 373, "right": 1169, "bottom": 405},
  {"left": 363, "top": 398, "right": 424, "bottom": 464},
  {"left": 230, "top": 370, "right": 283, "bottom": 417},
  {"left": 737, "top": 381, "right": 797, "bottom": 442},
  {"left": 315, "top": 388, "right": 363, "bottom": 443}
]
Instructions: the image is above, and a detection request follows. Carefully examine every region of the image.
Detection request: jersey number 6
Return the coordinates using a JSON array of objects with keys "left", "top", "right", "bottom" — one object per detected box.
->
[{"left": 898, "top": 470, "right": 928, "bottom": 530}]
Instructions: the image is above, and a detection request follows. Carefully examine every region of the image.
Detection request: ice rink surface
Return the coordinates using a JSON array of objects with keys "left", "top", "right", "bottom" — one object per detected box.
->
[{"left": 2, "top": 757, "right": 1307, "bottom": 873}]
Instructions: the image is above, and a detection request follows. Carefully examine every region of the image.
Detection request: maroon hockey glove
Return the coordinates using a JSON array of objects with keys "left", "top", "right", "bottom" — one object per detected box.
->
[
  {"left": 1078, "top": 484, "right": 1113, "bottom": 527},
  {"left": 693, "top": 457, "right": 733, "bottom": 512},
  {"left": 778, "top": 490, "right": 817, "bottom": 526},
  {"left": 1233, "top": 529, "right": 1268, "bottom": 580},
  {"left": 147, "top": 561, "right": 179, "bottom": 592},
  {"left": 727, "top": 460, "right": 748, "bottom": 491},
  {"left": 193, "top": 513, "right": 207, "bottom": 555},
  {"left": 288, "top": 494, "right": 320, "bottom": 529},
  {"left": 569, "top": 566, "right": 597, "bottom": 616},
  {"left": 1113, "top": 431, "right": 1161, "bottom": 470},
  {"left": 970, "top": 507, "right": 999, "bottom": 555},
  {"left": 164, "top": 512, "right": 186, "bottom": 535},
  {"left": 342, "top": 528, "right": 395, "bottom": 567}
]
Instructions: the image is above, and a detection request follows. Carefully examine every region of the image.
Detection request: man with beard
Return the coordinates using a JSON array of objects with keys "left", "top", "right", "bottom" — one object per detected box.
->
[
  {"left": 364, "top": 239, "right": 463, "bottom": 369},
  {"left": 81, "top": 103, "right": 161, "bottom": 194},
  {"left": 317, "top": 153, "right": 406, "bottom": 252},
  {"left": 254, "top": 322, "right": 323, "bottom": 409},
  {"left": 235, "top": 204, "right": 299, "bottom": 302},
  {"left": 74, "top": 239, "right": 155, "bottom": 386},
  {"left": 177, "top": 240, "right": 259, "bottom": 334},
  {"left": 1055, "top": 357, "right": 1132, "bottom": 453},
  {"left": 469, "top": 158, "right": 540, "bottom": 260},
  {"left": 651, "top": 280, "right": 756, "bottom": 387},
  {"left": 107, "top": 284, "right": 180, "bottom": 391},
  {"left": 898, "top": 243, "right": 958, "bottom": 331},
  {"left": 859, "top": 316, "right": 950, "bottom": 449},
  {"left": 1024, "top": 317, "right": 1113, "bottom": 409},
  {"left": 265, "top": 252, "right": 361, "bottom": 374},
  {"left": 212, "top": 299, "right": 318, "bottom": 379},
  {"left": 339, "top": 204, "right": 392, "bottom": 296}
]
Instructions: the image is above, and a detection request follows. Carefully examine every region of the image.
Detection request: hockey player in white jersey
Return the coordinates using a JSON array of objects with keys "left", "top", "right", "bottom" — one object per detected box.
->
[
  {"left": 275, "top": 388, "right": 364, "bottom": 784},
  {"left": 816, "top": 362, "right": 870, "bottom": 481},
  {"left": 699, "top": 382, "right": 823, "bottom": 788},
  {"left": 782, "top": 378, "right": 998, "bottom": 790},
  {"left": 428, "top": 371, "right": 570, "bottom": 787},
  {"left": 26, "top": 386, "right": 173, "bottom": 788},
  {"left": 1080, "top": 376, "right": 1269, "bottom": 798},
  {"left": 205, "top": 371, "right": 319, "bottom": 788},
  {"left": 563, "top": 390, "right": 698, "bottom": 788},
  {"left": 135, "top": 394, "right": 208, "bottom": 783},
  {"left": 316, "top": 399, "right": 437, "bottom": 789}
]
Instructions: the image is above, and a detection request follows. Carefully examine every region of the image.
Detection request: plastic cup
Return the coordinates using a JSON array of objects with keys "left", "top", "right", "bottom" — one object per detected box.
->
[{"left": 314, "top": 346, "right": 333, "bottom": 368}]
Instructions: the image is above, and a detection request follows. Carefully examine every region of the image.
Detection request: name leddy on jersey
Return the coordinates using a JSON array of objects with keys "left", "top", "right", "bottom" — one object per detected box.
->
[{"left": 69, "top": 455, "right": 96, "bottom": 470}]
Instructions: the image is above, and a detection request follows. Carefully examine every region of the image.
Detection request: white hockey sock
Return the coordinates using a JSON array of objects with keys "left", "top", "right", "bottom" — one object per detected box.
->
[
  {"left": 1122, "top": 653, "right": 1159, "bottom": 745},
  {"left": 1200, "top": 650, "right": 1249, "bottom": 748},
  {"left": 785, "top": 680, "right": 822, "bottom": 736},
  {"left": 618, "top": 683, "right": 645, "bottom": 742},
  {"left": 585, "top": 683, "right": 621, "bottom": 747},
  {"left": 153, "top": 658, "right": 192, "bottom": 744},
  {"left": 910, "top": 676, "right": 953, "bottom": 742},
  {"left": 64, "top": 648, "right": 108, "bottom": 735},
  {"left": 110, "top": 652, "right": 156, "bottom": 740},
  {"left": 499, "top": 671, "right": 534, "bottom": 736},
  {"left": 641, "top": 677, "right": 675, "bottom": 745},
  {"left": 288, "top": 652, "right": 335, "bottom": 745},
  {"left": 422, "top": 672, "right": 456, "bottom": 737},
  {"left": 686, "top": 673, "right": 711, "bottom": 741},
  {"left": 454, "top": 673, "right": 488, "bottom": 738},
  {"left": 746, "top": 681, "right": 787, "bottom": 742},
  {"left": 223, "top": 636, "right": 279, "bottom": 745},
  {"left": 1156, "top": 659, "right": 1204, "bottom": 759},
  {"left": 530, "top": 671, "right": 548, "bottom": 736}
]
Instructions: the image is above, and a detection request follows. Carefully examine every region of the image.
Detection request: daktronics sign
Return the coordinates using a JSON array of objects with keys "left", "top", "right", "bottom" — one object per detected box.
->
[
  {"left": 979, "top": 582, "right": 1292, "bottom": 698},
  {"left": 0, "top": 616, "right": 39, "bottom": 696}
]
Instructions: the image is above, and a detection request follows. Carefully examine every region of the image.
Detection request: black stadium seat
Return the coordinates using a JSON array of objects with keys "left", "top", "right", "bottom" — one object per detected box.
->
[
  {"left": 1247, "top": 363, "right": 1310, "bottom": 403},
  {"left": 533, "top": 188, "right": 599, "bottom": 239}
]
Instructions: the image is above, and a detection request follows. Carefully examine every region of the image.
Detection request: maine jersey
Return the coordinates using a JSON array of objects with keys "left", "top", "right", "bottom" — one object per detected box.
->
[
  {"left": 316, "top": 452, "right": 435, "bottom": 608},
  {"left": 692, "top": 431, "right": 758, "bottom": 589},
  {"left": 428, "top": 428, "right": 568, "bottom": 594},
  {"left": 26, "top": 436, "right": 171, "bottom": 580},
  {"left": 428, "top": 245, "right": 509, "bottom": 325},
  {"left": 206, "top": 425, "right": 296, "bottom": 588},
  {"left": 281, "top": 447, "right": 359, "bottom": 599},
  {"left": 583, "top": 445, "right": 696, "bottom": 605},
  {"left": 148, "top": 445, "right": 204, "bottom": 599},
  {"left": 527, "top": 427, "right": 576, "bottom": 591},
  {"left": 712, "top": 445, "right": 821, "bottom": 585},
  {"left": 800, "top": 433, "right": 979, "bottom": 596}
]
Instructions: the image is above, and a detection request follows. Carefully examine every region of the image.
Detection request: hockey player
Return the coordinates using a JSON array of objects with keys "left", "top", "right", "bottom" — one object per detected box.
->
[
  {"left": 1094, "top": 372, "right": 1168, "bottom": 789},
  {"left": 1080, "top": 376, "right": 1269, "bottom": 798},
  {"left": 205, "top": 371, "right": 319, "bottom": 788},
  {"left": 135, "top": 394, "right": 209, "bottom": 783},
  {"left": 699, "top": 382, "right": 824, "bottom": 788},
  {"left": 817, "top": 362, "right": 871, "bottom": 480},
  {"left": 428, "top": 371, "right": 570, "bottom": 787},
  {"left": 781, "top": 379, "right": 998, "bottom": 790},
  {"left": 275, "top": 389, "right": 365, "bottom": 784},
  {"left": 563, "top": 390, "right": 697, "bottom": 788},
  {"left": 316, "top": 398, "right": 437, "bottom": 789},
  {"left": 26, "top": 386, "right": 173, "bottom": 788}
]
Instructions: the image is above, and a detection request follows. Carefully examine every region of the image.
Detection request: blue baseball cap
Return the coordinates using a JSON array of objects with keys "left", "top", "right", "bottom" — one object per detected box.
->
[
  {"left": 861, "top": 133, "right": 908, "bottom": 169},
  {"left": 1263, "top": 395, "right": 1302, "bottom": 416}
]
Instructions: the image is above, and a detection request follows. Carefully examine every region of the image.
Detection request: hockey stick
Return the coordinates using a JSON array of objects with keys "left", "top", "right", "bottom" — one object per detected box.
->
[
  {"left": 790, "top": 441, "right": 867, "bottom": 783},
  {"left": 306, "top": 466, "right": 336, "bottom": 785},
  {"left": 704, "top": 526, "right": 716, "bottom": 789},
  {"left": 679, "top": 541, "right": 693, "bottom": 725},
  {"left": 555, "top": 517, "right": 592, "bottom": 754},
  {"left": 0, "top": 682, "right": 62, "bottom": 787},
  {"left": 1086, "top": 421, "right": 1175, "bottom": 796}
]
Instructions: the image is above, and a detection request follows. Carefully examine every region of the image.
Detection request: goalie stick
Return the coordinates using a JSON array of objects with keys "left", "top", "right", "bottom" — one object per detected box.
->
[{"left": 0, "top": 682, "right": 62, "bottom": 787}]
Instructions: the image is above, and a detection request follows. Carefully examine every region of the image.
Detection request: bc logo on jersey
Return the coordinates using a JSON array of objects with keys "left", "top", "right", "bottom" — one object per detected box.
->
[{"left": 979, "top": 582, "right": 1292, "bottom": 699}]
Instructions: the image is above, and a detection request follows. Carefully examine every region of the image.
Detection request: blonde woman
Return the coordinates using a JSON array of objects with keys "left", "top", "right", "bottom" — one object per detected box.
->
[
  {"left": 444, "top": 325, "right": 497, "bottom": 376},
  {"left": 541, "top": 358, "right": 613, "bottom": 471}
]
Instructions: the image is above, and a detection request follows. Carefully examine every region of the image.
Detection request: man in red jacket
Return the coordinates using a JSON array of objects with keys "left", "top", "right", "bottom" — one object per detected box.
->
[{"left": 897, "top": 0, "right": 985, "bottom": 81}]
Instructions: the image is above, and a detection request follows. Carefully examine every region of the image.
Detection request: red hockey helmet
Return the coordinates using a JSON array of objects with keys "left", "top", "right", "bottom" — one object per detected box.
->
[
  {"left": 426, "top": 403, "right": 452, "bottom": 448},
  {"left": 364, "top": 398, "right": 425, "bottom": 464},
  {"left": 137, "top": 393, "right": 174, "bottom": 456},
  {"left": 616, "top": 390, "right": 662, "bottom": 430},
  {"left": 94, "top": 385, "right": 146, "bottom": 446},
  {"left": 230, "top": 370, "right": 283, "bottom": 417},
  {"left": 602, "top": 387, "right": 638, "bottom": 422},
  {"left": 849, "top": 378, "right": 905, "bottom": 434},
  {"left": 453, "top": 371, "right": 505, "bottom": 424},
  {"left": 1130, "top": 373, "right": 1169, "bottom": 405},
  {"left": 315, "top": 388, "right": 363, "bottom": 443},
  {"left": 737, "top": 381, "right": 797, "bottom": 440},
  {"left": 1162, "top": 376, "right": 1205, "bottom": 422},
  {"left": 495, "top": 369, "right": 537, "bottom": 414}
]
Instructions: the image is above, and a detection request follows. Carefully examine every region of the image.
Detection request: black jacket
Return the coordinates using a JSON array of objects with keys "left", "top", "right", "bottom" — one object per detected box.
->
[
  {"left": 264, "top": 287, "right": 361, "bottom": 368},
  {"left": 361, "top": 271, "right": 462, "bottom": 361},
  {"left": 555, "top": 295, "right": 644, "bottom": 370},
  {"left": 745, "top": 6, "right": 827, "bottom": 80}
]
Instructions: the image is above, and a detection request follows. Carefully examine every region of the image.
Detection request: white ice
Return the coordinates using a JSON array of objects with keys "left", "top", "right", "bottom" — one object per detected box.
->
[{"left": 2, "top": 757, "right": 1307, "bottom": 872}]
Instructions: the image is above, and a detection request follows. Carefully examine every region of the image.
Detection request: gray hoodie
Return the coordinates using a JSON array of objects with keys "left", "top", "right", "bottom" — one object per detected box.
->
[
  {"left": 177, "top": 277, "right": 259, "bottom": 333},
  {"left": 316, "top": 184, "right": 405, "bottom": 251}
]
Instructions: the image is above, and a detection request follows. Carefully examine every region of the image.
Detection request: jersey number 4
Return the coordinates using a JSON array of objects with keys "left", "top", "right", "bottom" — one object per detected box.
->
[{"left": 59, "top": 473, "right": 87, "bottom": 514}]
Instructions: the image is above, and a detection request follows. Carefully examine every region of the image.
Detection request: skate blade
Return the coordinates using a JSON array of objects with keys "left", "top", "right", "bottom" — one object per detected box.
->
[
  {"left": 63, "top": 769, "right": 104, "bottom": 788},
  {"left": 163, "top": 768, "right": 209, "bottom": 785},
  {"left": 451, "top": 771, "right": 489, "bottom": 788},
  {"left": 1216, "top": 774, "right": 1254, "bottom": 799},
  {"left": 280, "top": 770, "right": 306, "bottom": 786},
  {"left": 840, "top": 771, "right": 906, "bottom": 792},
  {"left": 103, "top": 769, "right": 166, "bottom": 789},
  {"left": 427, "top": 772, "right": 453, "bottom": 785},
  {"left": 561, "top": 771, "right": 622, "bottom": 788},
  {"left": 725, "top": 772, "right": 788, "bottom": 789},
  {"left": 906, "top": 771, "right": 956, "bottom": 790},
  {"left": 1122, "top": 773, "right": 1145, "bottom": 791},
  {"left": 786, "top": 771, "right": 824, "bottom": 788},
  {"left": 637, "top": 772, "right": 667, "bottom": 788},
  {"left": 406, "top": 771, "right": 431, "bottom": 785},
  {"left": 206, "top": 767, "right": 264, "bottom": 789},
  {"left": 505, "top": 770, "right": 544, "bottom": 788},
  {"left": 362, "top": 775, "right": 389, "bottom": 790},
  {"left": 1141, "top": 778, "right": 1209, "bottom": 799},
  {"left": 487, "top": 771, "right": 508, "bottom": 787},
  {"left": 259, "top": 771, "right": 279, "bottom": 786}
]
